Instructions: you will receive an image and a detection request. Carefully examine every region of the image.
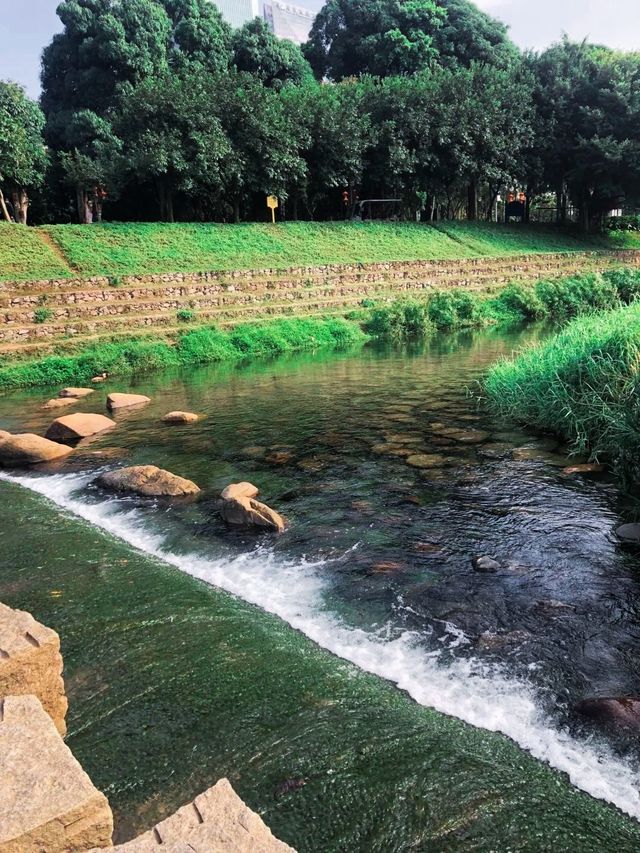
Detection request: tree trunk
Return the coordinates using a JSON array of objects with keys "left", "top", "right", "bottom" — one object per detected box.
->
[
  {"left": 0, "top": 189, "right": 12, "bottom": 223},
  {"left": 291, "top": 193, "right": 298, "bottom": 221},
  {"left": 233, "top": 197, "right": 240, "bottom": 224},
  {"left": 11, "top": 189, "right": 28, "bottom": 225},
  {"left": 76, "top": 188, "right": 89, "bottom": 224},
  {"left": 92, "top": 189, "right": 103, "bottom": 223},
  {"left": 466, "top": 181, "right": 478, "bottom": 221}
]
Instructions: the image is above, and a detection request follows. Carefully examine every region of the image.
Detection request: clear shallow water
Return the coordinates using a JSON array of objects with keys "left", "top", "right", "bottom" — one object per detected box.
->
[{"left": 2, "top": 329, "right": 640, "bottom": 849}]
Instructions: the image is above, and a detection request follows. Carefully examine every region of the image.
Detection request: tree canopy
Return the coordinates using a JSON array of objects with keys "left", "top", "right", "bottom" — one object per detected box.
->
[{"left": 0, "top": 82, "right": 47, "bottom": 223}]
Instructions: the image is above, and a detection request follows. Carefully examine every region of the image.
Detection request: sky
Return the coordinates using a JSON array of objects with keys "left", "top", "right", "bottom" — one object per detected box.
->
[{"left": 1, "top": 0, "right": 639, "bottom": 99}]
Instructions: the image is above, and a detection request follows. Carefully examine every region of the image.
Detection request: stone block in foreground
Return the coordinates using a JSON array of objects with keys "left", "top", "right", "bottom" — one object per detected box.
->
[
  {"left": 0, "top": 602, "right": 68, "bottom": 735},
  {"left": 92, "top": 778, "right": 294, "bottom": 852},
  {"left": 0, "top": 695, "right": 113, "bottom": 853}
]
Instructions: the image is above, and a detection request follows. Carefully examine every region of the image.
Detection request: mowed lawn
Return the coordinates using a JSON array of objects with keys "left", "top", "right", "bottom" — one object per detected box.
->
[{"left": 1, "top": 221, "right": 637, "bottom": 282}]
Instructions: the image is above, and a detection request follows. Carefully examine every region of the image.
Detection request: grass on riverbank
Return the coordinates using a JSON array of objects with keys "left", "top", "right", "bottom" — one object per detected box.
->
[
  {"left": 1, "top": 221, "right": 636, "bottom": 281},
  {"left": 0, "top": 317, "right": 366, "bottom": 390},
  {"left": 485, "top": 301, "right": 640, "bottom": 478},
  {"left": 3, "top": 268, "right": 640, "bottom": 391}
]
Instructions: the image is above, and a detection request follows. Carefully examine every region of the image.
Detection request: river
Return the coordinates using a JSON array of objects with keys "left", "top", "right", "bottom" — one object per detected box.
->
[{"left": 1, "top": 327, "right": 640, "bottom": 850}]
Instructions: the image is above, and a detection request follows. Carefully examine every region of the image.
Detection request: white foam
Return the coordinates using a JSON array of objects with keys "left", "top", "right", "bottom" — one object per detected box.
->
[{"left": 3, "top": 470, "right": 640, "bottom": 819}]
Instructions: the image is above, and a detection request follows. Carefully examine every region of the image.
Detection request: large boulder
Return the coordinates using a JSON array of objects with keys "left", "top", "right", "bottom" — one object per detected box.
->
[
  {"left": 59, "top": 387, "right": 94, "bottom": 399},
  {"left": 97, "top": 465, "right": 200, "bottom": 497},
  {"left": 42, "top": 398, "right": 77, "bottom": 410},
  {"left": 0, "top": 696, "right": 113, "bottom": 853},
  {"left": 107, "top": 393, "right": 150, "bottom": 411},
  {"left": 45, "top": 413, "right": 116, "bottom": 443},
  {"left": 0, "top": 602, "right": 67, "bottom": 736},
  {"left": 576, "top": 697, "right": 640, "bottom": 730},
  {"left": 220, "top": 482, "right": 285, "bottom": 533},
  {"left": 0, "top": 434, "right": 73, "bottom": 467},
  {"left": 88, "top": 778, "right": 292, "bottom": 852},
  {"left": 162, "top": 411, "right": 199, "bottom": 424},
  {"left": 0, "top": 430, "right": 11, "bottom": 443}
]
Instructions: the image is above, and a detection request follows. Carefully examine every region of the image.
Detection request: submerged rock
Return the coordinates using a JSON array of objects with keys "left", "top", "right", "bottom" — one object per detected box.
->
[
  {"left": 59, "top": 387, "right": 94, "bottom": 399},
  {"left": 98, "top": 465, "right": 200, "bottom": 497},
  {"left": 406, "top": 453, "right": 452, "bottom": 469},
  {"left": 43, "top": 397, "right": 78, "bottom": 410},
  {"left": 472, "top": 556, "right": 501, "bottom": 574},
  {"left": 162, "top": 411, "right": 199, "bottom": 424},
  {"left": 106, "top": 392, "right": 151, "bottom": 411},
  {"left": 0, "top": 433, "right": 73, "bottom": 466},
  {"left": 45, "top": 413, "right": 116, "bottom": 443},
  {"left": 562, "top": 462, "right": 606, "bottom": 476},
  {"left": 220, "top": 482, "right": 285, "bottom": 533},
  {"left": 576, "top": 697, "right": 640, "bottom": 730},
  {"left": 478, "top": 630, "right": 532, "bottom": 651}
]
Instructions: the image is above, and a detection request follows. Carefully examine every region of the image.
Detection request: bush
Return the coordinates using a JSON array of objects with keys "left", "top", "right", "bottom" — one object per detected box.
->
[
  {"left": 177, "top": 308, "right": 196, "bottom": 323},
  {"left": 33, "top": 307, "right": 53, "bottom": 324},
  {"left": 607, "top": 214, "right": 640, "bottom": 232}
]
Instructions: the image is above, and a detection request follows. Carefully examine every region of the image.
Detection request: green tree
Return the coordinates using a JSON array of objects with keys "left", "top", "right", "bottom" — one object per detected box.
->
[
  {"left": 303, "top": 0, "right": 516, "bottom": 81},
  {"left": 114, "top": 70, "right": 231, "bottom": 221},
  {"left": 531, "top": 39, "right": 640, "bottom": 230},
  {"left": 232, "top": 18, "right": 312, "bottom": 90},
  {"left": 0, "top": 82, "right": 47, "bottom": 224}
]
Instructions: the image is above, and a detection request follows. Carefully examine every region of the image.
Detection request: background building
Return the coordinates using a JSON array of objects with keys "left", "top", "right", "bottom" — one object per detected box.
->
[
  {"left": 263, "top": 0, "right": 316, "bottom": 44},
  {"left": 211, "top": 0, "right": 261, "bottom": 29}
]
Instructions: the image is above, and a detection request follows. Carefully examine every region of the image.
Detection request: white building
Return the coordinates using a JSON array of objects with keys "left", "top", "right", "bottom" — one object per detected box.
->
[
  {"left": 263, "top": 0, "right": 315, "bottom": 44},
  {"left": 211, "top": 0, "right": 260, "bottom": 29}
]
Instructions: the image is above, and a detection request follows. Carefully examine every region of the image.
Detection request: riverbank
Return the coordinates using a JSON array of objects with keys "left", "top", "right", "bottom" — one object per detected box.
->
[
  {"left": 485, "top": 299, "right": 640, "bottom": 482},
  {"left": 2, "top": 221, "right": 637, "bottom": 282},
  {"left": 2, "top": 267, "right": 640, "bottom": 391}
]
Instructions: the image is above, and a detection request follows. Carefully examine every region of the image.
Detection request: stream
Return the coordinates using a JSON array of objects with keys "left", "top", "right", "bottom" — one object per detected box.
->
[{"left": 2, "top": 326, "right": 640, "bottom": 850}]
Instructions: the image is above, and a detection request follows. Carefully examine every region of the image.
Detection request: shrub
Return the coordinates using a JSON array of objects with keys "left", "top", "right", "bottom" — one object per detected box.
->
[
  {"left": 33, "top": 307, "right": 53, "bottom": 324},
  {"left": 177, "top": 308, "right": 196, "bottom": 323}
]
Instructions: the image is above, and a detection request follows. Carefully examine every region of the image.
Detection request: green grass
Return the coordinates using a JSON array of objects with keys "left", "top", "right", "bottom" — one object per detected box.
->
[
  {"left": 0, "top": 224, "right": 73, "bottom": 280},
  {"left": 362, "top": 267, "right": 640, "bottom": 338},
  {"left": 1, "top": 221, "right": 636, "bottom": 282},
  {"left": 0, "top": 317, "right": 367, "bottom": 390},
  {"left": 485, "top": 300, "right": 640, "bottom": 480}
]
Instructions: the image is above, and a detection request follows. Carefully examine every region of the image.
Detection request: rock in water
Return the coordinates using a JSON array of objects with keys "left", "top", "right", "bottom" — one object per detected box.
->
[
  {"left": 45, "top": 413, "right": 116, "bottom": 443},
  {"left": 42, "top": 398, "right": 77, "bottom": 410},
  {"left": 162, "top": 411, "right": 199, "bottom": 424},
  {"left": 472, "top": 555, "right": 501, "bottom": 573},
  {"left": 0, "top": 430, "right": 11, "bottom": 443},
  {"left": 106, "top": 392, "right": 151, "bottom": 411},
  {"left": 0, "top": 434, "right": 73, "bottom": 466},
  {"left": 615, "top": 523, "right": 640, "bottom": 544},
  {"left": 220, "top": 482, "right": 285, "bottom": 533},
  {"left": 576, "top": 697, "right": 640, "bottom": 729},
  {"left": 98, "top": 465, "right": 200, "bottom": 497},
  {"left": 59, "top": 387, "right": 94, "bottom": 399}
]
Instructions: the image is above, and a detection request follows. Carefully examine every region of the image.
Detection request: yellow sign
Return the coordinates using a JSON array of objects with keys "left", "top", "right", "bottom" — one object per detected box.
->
[{"left": 266, "top": 195, "right": 278, "bottom": 223}]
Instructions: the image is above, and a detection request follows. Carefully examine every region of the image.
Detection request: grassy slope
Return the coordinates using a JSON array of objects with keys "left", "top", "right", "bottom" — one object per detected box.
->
[
  {"left": 1, "top": 221, "right": 637, "bottom": 282},
  {"left": 485, "top": 298, "right": 640, "bottom": 479}
]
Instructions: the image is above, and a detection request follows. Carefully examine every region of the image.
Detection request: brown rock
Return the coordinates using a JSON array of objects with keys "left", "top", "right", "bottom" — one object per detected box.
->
[
  {"left": 221, "top": 482, "right": 260, "bottom": 501},
  {"left": 266, "top": 450, "right": 295, "bottom": 465},
  {"left": 371, "top": 561, "right": 405, "bottom": 574},
  {"left": 0, "top": 696, "right": 113, "bottom": 853},
  {"left": 0, "top": 434, "right": 73, "bottom": 467},
  {"left": 0, "top": 602, "right": 67, "bottom": 736},
  {"left": 405, "top": 453, "right": 452, "bottom": 469},
  {"left": 97, "top": 466, "right": 200, "bottom": 497},
  {"left": 576, "top": 697, "right": 640, "bottom": 730},
  {"left": 45, "top": 413, "right": 116, "bottom": 443},
  {"left": 91, "top": 375, "right": 107, "bottom": 384},
  {"left": 89, "top": 778, "right": 292, "bottom": 852},
  {"left": 220, "top": 485, "right": 285, "bottom": 533},
  {"left": 106, "top": 393, "right": 150, "bottom": 411},
  {"left": 42, "top": 398, "right": 78, "bottom": 410},
  {"left": 162, "top": 411, "right": 199, "bottom": 424},
  {"left": 562, "top": 463, "right": 606, "bottom": 476},
  {"left": 59, "top": 387, "right": 94, "bottom": 399},
  {"left": 0, "top": 431, "right": 10, "bottom": 443}
]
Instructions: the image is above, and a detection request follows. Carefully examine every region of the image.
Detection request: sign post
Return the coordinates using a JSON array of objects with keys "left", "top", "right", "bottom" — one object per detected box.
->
[{"left": 266, "top": 195, "right": 278, "bottom": 224}]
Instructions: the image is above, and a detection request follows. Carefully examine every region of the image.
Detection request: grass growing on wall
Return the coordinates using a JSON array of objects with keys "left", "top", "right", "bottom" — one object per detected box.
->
[
  {"left": 1, "top": 221, "right": 636, "bottom": 282},
  {"left": 485, "top": 300, "right": 640, "bottom": 479},
  {"left": 0, "top": 317, "right": 367, "bottom": 390}
]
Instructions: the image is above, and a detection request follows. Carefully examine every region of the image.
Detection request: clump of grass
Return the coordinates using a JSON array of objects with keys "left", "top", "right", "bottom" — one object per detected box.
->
[
  {"left": 0, "top": 317, "right": 367, "bottom": 390},
  {"left": 485, "top": 302, "right": 640, "bottom": 480},
  {"left": 33, "top": 307, "right": 53, "bottom": 324},
  {"left": 176, "top": 308, "right": 196, "bottom": 323}
]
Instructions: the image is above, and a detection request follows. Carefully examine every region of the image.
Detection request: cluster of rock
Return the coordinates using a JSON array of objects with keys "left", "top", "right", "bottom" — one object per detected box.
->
[
  {"left": 0, "top": 603, "right": 294, "bottom": 853},
  {"left": 0, "top": 387, "right": 286, "bottom": 535}
]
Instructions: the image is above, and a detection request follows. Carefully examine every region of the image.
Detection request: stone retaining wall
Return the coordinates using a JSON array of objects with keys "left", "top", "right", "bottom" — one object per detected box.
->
[{"left": 2, "top": 250, "right": 639, "bottom": 355}]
